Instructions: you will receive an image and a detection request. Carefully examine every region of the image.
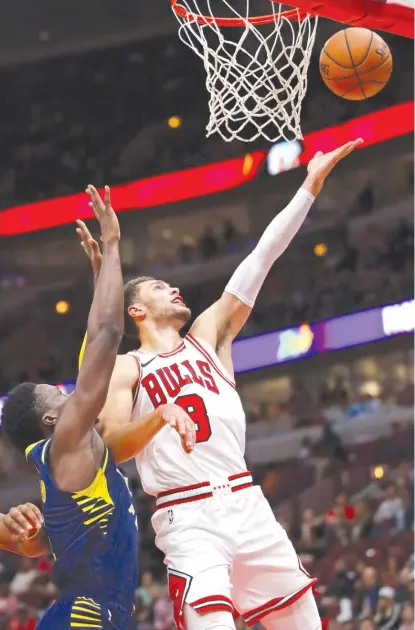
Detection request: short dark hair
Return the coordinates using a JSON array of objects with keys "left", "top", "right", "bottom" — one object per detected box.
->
[
  {"left": 1, "top": 383, "right": 45, "bottom": 454},
  {"left": 124, "top": 276, "right": 155, "bottom": 307}
]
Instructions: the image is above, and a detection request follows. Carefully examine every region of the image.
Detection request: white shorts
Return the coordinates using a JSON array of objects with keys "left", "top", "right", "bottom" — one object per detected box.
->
[{"left": 151, "top": 483, "right": 316, "bottom": 628}]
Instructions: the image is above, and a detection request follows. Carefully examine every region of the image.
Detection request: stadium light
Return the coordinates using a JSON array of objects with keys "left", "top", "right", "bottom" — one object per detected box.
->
[
  {"left": 55, "top": 300, "right": 70, "bottom": 315},
  {"left": 168, "top": 116, "right": 182, "bottom": 129}
]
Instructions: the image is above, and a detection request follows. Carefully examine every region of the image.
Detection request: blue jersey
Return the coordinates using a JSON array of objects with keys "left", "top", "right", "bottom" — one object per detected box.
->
[{"left": 26, "top": 438, "right": 139, "bottom": 620}]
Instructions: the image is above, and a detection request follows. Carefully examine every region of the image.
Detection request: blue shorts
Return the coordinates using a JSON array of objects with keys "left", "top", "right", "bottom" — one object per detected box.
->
[{"left": 36, "top": 596, "right": 135, "bottom": 630}]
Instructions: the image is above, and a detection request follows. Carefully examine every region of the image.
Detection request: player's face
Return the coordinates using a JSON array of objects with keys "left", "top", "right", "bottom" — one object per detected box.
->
[
  {"left": 35, "top": 384, "right": 67, "bottom": 427},
  {"left": 130, "top": 279, "right": 191, "bottom": 327}
]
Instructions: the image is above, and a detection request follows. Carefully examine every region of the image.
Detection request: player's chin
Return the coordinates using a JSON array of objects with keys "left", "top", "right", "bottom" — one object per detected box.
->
[{"left": 174, "top": 304, "right": 191, "bottom": 323}]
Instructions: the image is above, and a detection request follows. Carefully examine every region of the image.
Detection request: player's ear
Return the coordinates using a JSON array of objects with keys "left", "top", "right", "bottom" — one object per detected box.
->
[
  {"left": 42, "top": 411, "right": 57, "bottom": 427},
  {"left": 128, "top": 304, "right": 145, "bottom": 321}
]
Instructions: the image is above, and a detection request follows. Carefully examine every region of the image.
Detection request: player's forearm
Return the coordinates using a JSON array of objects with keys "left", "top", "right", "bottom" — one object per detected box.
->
[
  {"left": 104, "top": 409, "right": 165, "bottom": 464},
  {"left": 87, "top": 240, "right": 124, "bottom": 340},
  {"left": 225, "top": 187, "right": 315, "bottom": 307}
]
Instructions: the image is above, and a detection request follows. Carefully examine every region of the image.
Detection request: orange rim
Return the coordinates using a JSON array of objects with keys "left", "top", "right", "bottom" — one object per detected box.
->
[{"left": 170, "top": 0, "right": 310, "bottom": 26}]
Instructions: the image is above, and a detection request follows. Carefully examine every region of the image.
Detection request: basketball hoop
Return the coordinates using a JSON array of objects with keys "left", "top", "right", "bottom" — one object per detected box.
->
[{"left": 170, "top": 0, "right": 318, "bottom": 142}]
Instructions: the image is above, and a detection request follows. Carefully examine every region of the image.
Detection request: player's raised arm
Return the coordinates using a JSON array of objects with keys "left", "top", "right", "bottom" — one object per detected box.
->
[
  {"left": 191, "top": 139, "right": 363, "bottom": 366},
  {"left": 0, "top": 503, "right": 47, "bottom": 558},
  {"left": 76, "top": 220, "right": 138, "bottom": 437},
  {"left": 50, "top": 185, "right": 123, "bottom": 490}
]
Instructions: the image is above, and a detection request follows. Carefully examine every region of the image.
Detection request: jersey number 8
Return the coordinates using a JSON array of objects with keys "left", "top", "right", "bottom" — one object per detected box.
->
[{"left": 174, "top": 394, "right": 212, "bottom": 443}]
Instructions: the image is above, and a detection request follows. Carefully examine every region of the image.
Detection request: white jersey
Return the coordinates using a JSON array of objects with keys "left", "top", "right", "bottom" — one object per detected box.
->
[{"left": 130, "top": 333, "right": 247, "bottom": 496}]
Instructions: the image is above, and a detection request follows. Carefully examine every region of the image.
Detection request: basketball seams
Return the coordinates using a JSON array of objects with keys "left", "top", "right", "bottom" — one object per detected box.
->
[
  {"left": 321, "top": 54, "right": 392, "bottom": 81},
  {"left": 353, "top": 29, "right": 374, "bottom": 67},
  {"left": 322, "top": 46, "right": 353, "bottom": 69},
  {"left": 343, "top": 29, "right": 366, "bottom": 99},
  {"left": 339, "top": 80, "right": 389, "bottom": 99}
]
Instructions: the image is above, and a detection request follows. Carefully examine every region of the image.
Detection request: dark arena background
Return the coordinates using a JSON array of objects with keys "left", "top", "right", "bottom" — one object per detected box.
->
[{"left": 0, "top": 0, "right": 413, "bottom": 629}]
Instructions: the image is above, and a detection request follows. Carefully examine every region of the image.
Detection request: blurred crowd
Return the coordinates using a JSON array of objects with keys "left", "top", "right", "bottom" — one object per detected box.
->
[
  {"left": 0, "top": 31, "right": 412, "bottom": 209},
  {"left": 0, "top": 428, "right": 413, "bottom": 630},
  {"left": 0, "top": 211, "right": 412, "bottom": 394}
]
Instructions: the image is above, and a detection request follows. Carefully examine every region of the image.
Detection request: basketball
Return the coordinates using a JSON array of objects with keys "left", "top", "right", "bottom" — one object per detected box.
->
[{"left": 319, "top": 27, "right": 393, "bottom": 100}]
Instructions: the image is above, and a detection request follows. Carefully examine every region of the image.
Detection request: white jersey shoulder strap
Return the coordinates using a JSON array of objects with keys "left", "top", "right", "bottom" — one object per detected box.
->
[{"left": 127, "top": 351, "right": 143, "bottom": 408}]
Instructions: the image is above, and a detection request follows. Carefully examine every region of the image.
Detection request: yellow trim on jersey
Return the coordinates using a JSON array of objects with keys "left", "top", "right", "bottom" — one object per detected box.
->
[
  {"left": 79, "top": 332, "right": 87, "bottom": 369},
  {"left": 40, "top": 480, "right": 46, "bottom": 503},
  {"left": 70, "top": 597, "right": 102, "bottom": 629},
  {"left": 25, "top": 439, "right": 45, "bottom": 460},
  {"left": 71, "top": 614, "right": 101, "bottom": 622},
  {"left": 71, "top": 447, "right": 114, "bottom": 530},
  {"left": 71, "top": 449, "right": 112, "bottom": 505},
  {"left": 102, "top": 447, "right": 109, "bottom": 472},
  {"left": 76, "top": 497, "right": 95, "bottom": 506},
  {"left": 72, "top": 606, "right": 101, "bottom": 616},
  {"left": 76, "top": 598, "right": 101, "bottom": 609},
  {"left": 84, "top": 507, "right": 114, "bottom": 526},
  {"left": 41, "top": 438, "right": 51, "bottom": 463}
]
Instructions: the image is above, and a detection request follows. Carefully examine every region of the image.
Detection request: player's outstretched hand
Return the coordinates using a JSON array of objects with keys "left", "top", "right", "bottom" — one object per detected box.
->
[
  {"left": 306, "top": 138, "right": 363, "bottom": 195},
  {"left": 159, "top": 404, "right": 196, "bottom": 454},
  {"left": 85, "top": 185, "right": 120, "bottom": 245},
  {"left": 76, "top": 219, "right": 103, "bottom": 282},
  {"left": 3, "top": 503, "right": 43, "bottom": 542}
]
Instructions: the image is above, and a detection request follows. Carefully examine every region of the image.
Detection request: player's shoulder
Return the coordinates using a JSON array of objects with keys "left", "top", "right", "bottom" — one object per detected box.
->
[
  {"left": 113, "top": 353, "right": 141, "bottom": 385},
  {"left": 25, "top": 438, "right": 50, "bottom": 467}
]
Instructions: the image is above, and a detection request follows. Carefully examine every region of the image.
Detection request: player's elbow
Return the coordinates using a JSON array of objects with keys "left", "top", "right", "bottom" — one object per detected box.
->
[
  {"left": 87, "top": 314, "right": 123, "bottom": 344},
  {"left": 97, "top": 323, "right": 123, "bottom": 348}
]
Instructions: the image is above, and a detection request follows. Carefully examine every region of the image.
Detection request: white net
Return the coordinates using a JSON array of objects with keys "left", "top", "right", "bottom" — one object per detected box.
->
[{"left": 171, "top": 0, "right": 318, "bottom": 142}]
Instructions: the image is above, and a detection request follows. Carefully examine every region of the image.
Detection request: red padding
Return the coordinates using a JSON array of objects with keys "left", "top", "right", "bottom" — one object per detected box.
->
[{"left": 291, "top": 0, "right": 414, "bottom": 38}]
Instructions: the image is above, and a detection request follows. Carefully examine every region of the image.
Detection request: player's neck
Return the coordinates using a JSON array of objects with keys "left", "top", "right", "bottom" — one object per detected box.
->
[{"left": 138, "top": 324, "right": 182, "bottom": 356}]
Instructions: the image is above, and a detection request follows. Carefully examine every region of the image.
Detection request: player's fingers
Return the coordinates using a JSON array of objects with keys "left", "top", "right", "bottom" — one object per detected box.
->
[
  {"left": 162, "top": 410, "right": 177, "bottom": 428},
  {"left": 75, "top": 218, "right": 88, "bottom": 231},
  {"left": 104, "top": 185, "right": 111, "bottom": 210},
  {"left": 90, "top": 185, "right": 105, "bottom": 210},
  {"left": 86, "top": 185, "right": 104, "bottom": 214},
  {"left": 85, "top": 186, "right": 96, "bottom": 207},
  {"left": 2, "top": 516, "right": 22, "bottom": 537},
  {"left": 176, "top": 416, "right": 186, "bottom": 437},
  {"left": 76, "top": 227, "right": 90, "bottom": 246},
  {"left": 76, "top": 220, "right": 93, "bottom": 241},
  {"left": 88, "top": 201, "right": 100, "bottom": 221},
  {"left": 336, "top": 138, "right": 363, "bottom": 160},
  {"left": 348, "top": 138, "right": 364, "bottom": 152},
  {"left": 24, "top": 504, "right": 43, "bottom": 530},
  {"left": 181, "top": 436, "right": 193, "bottom": 455},
  {"left": 184, "top": 420, "right": 195, "bottom": 452},
  {"left": 76, "top": 232, "right": 93, "bottom": 257},
  {"left": 339, "top": 140, "right": 357, "bottom": 156},
  {"left": 5, "top": 509, "right": 31, "bottom": 535},
  {"left": 89, "top": 240, "right": 101, "bottom": 256}
]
